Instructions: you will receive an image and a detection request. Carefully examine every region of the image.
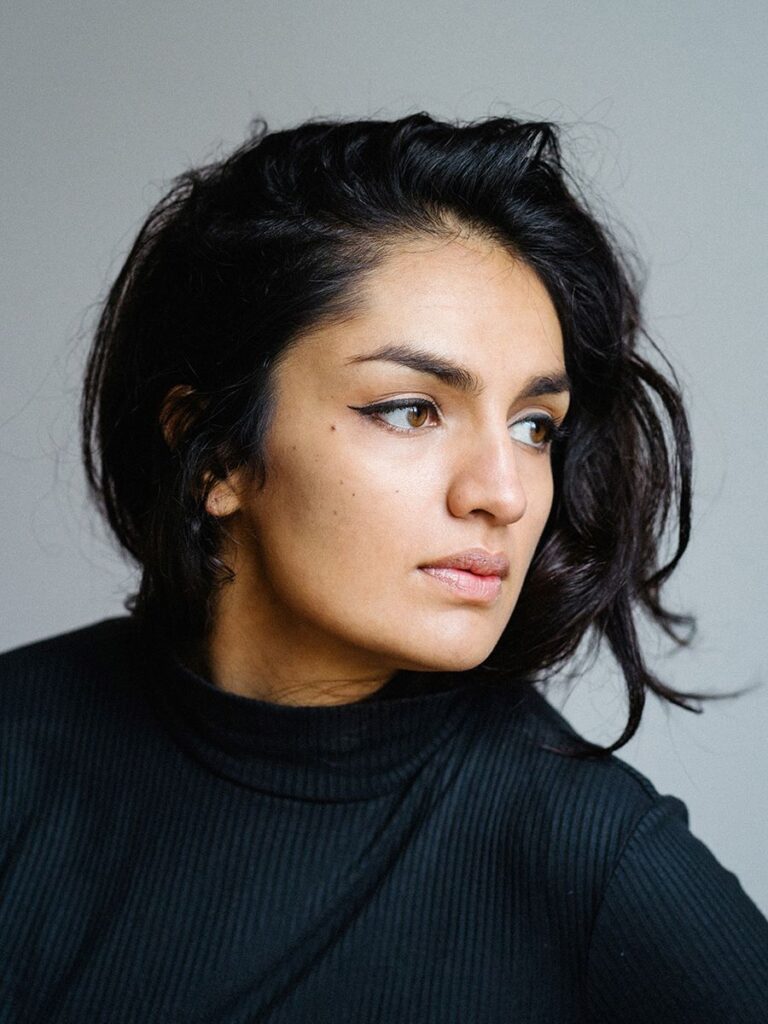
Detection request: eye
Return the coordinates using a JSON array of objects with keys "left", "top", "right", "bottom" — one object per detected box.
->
[
  {"left": 509, "top": 414, "right": 564, "bottom": 451},
  {"left": 349, "top": 398, "right": 440, "bottom": 433}
]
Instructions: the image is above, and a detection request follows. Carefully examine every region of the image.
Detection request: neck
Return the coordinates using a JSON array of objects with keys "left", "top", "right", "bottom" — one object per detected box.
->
[{"left": 199, "top": 587, "right": 397, "bottom": 707}]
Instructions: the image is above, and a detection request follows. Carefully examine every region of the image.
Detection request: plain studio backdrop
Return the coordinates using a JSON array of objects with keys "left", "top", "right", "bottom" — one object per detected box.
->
[{"left": 2, "top": 1, "right": 766, "bottom": 915}]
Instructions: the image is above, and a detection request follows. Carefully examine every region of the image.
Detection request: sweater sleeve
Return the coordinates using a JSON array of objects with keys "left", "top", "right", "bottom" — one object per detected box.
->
[{"left": 586, "top": 793, "right": 768, "bottom": 1023}]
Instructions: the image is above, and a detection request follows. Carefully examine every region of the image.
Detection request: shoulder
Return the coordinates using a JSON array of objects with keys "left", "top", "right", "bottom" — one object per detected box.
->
[
  {"left": 483, "top": 678, "right": 673, "bottom": 820},
  {"left": 0, "top": 615, "right": 151, "bottom": 743},
  {"left": 0, "top": 616, "right": 140, "bottom": 705},
  {"left": 0, "top": 617, "right": 151, "bottom": 815},
  {"left": 0, "top": 615, "right": 137, "bottom": 665},
  {"left": 479, "top": 680, "right": 768, "bottom": 1016},
  {"left": 473, "top": 679, "right": 689, "bottom": 890},
  {"left": 0, "top": 615, "right": 138, "bottom": 664}
]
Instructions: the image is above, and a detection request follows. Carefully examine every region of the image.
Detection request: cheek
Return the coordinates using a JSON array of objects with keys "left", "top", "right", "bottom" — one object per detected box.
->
[
  {"left": 537, "top": 473, "right": 555, "bottom": 533},
  {"left": 256, "top": 437, "right": 432, "bottom": 567},
  {"left": 518, "top": 463, "right": 554, "bottom": 556}
]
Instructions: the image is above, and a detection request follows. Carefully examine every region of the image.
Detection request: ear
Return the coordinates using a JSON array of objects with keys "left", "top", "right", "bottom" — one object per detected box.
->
[
  {"left": 205, "top": 475, "right": 244, "bottom": 518},
  {"left": 160, "top": 385, "right": 245, "bottom": 518}
]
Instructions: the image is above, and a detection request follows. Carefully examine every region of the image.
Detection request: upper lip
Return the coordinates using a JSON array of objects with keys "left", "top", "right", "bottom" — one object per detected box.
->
[{"left": 420, "top": 548, "right": 510, "bottom": 579}]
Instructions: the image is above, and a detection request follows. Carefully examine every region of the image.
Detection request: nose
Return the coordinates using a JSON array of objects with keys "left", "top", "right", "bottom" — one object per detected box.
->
[{"left": 446, "top": 427, "right": 528, "bottom": 525}]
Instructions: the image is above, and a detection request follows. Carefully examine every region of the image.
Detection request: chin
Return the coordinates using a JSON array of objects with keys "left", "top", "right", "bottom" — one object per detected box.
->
[{"left": 393, "top": 634, "right": 502, "bottom": 675}]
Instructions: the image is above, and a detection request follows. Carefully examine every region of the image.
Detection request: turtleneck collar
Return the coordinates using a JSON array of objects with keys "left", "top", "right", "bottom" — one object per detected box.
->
[{"left": 141, "top": 632, "right": 491, "bottom": 801}]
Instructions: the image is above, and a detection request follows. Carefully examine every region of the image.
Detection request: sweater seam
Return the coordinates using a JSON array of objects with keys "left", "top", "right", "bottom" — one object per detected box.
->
[{"left": 584, "top": 794, "right": 667, "bottom": 961}]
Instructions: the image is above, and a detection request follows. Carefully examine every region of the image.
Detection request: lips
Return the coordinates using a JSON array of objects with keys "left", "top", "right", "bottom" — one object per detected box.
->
[
  {"left": 418, "top": 549, "right": 510, "bottom": 603},
  {"left": 420, "top": 549, "right": 510, "bottom": 579}
]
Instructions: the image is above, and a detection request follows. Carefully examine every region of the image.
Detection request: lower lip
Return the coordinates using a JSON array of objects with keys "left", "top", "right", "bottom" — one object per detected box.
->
[{"left": 419, "top": 567, "right": 503, "bottom": 603}]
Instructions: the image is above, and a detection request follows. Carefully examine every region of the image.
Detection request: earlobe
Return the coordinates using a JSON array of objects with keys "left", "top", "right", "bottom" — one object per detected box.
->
[{"left": 205, "top": 477, "right": 242, "bottom": 518}]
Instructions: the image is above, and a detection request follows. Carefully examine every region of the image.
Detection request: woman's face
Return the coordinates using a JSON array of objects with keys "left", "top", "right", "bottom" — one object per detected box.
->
[{"left": 209, "top": 234, "right": 569, "bottom": 694}]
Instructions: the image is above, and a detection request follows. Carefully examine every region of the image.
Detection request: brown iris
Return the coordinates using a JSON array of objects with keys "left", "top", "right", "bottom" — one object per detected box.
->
[
  {"left": 405, "top": 404, "right": 430, "bottom": 428},
  {"left": 528, "top": 419, "right": 549, "bottom": 446}
]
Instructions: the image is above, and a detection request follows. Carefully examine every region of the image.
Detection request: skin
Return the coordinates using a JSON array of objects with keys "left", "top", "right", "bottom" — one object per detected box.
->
[{"left": 202, "top": 232, "right": 570, "bottom": 705}]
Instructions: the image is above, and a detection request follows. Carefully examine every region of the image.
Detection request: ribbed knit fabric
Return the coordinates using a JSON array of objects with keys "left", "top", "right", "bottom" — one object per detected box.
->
[{"left": 1, "top": 617, "right": 766, "bottom": 1023}]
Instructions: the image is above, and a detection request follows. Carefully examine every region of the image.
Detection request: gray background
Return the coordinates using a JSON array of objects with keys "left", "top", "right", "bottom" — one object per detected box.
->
[{"left": 2, "top": 1, "right": 766, "bottom": 914}]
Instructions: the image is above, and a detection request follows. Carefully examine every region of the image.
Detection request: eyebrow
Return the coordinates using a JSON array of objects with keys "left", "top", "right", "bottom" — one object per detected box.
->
[{"left": 345, "top": 343, "right": 571, "bottom": 400}]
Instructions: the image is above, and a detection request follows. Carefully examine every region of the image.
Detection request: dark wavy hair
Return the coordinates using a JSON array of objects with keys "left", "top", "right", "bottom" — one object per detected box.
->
[{"left": 81, "top": 112, "right": 730, "bottom": 757}]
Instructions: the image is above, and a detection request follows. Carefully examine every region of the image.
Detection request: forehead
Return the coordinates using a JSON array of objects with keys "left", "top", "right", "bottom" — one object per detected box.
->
[{"left": 280, "top": 234, "right": 564, "bottom": 383}]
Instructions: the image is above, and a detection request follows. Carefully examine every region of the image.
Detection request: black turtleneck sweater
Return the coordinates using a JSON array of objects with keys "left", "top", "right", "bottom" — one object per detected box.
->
[{"left": 1, "top": 617, "right": 766, "bottom": 1023}]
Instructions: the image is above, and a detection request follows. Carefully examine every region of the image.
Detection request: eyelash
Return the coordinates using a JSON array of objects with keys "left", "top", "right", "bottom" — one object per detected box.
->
[{"left": 350, "top": 398, "right": 568, "bottom": 452}]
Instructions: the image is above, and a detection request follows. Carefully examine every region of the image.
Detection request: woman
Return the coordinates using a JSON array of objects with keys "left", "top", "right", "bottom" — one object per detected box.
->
[{"left": 1, "top": 113, "right": 766, "bottom": 1022}]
